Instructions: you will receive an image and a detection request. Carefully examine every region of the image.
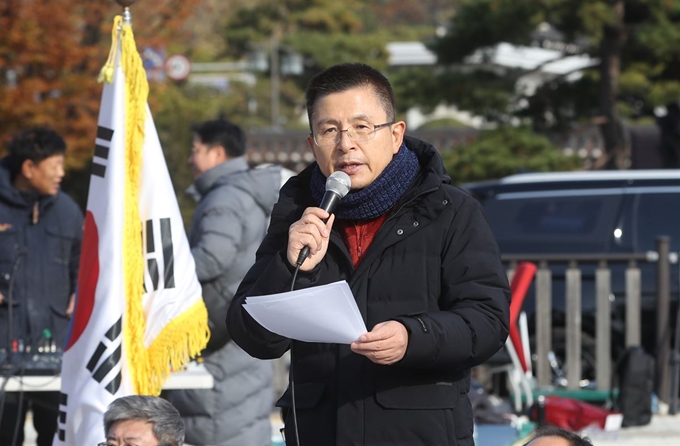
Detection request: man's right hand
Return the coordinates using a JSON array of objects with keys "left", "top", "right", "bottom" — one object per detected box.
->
[
  {"left": 0, "top": 292, "right": 4, "bottom": 305},
  {"left": 287, "top": 207, "right": 335, "bottom": 271}
]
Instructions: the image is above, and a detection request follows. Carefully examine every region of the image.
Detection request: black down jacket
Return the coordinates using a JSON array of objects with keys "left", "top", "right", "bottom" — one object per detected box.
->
[{"left": 227, "top": 136, "right": 510, "bottom": 446}]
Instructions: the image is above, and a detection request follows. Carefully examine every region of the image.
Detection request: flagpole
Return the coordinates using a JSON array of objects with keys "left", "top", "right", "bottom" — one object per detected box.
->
[
  {"left": 54, "top": 2, "right": 208, "bottom": 442},
  {"left": 115, "top": 0, "right": 137, "bottom": 24}
]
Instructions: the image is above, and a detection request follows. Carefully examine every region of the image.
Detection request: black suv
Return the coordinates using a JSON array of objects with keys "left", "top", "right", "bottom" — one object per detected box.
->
[{"left": 464, "top": 170, "right": 680, "bottom": 375}]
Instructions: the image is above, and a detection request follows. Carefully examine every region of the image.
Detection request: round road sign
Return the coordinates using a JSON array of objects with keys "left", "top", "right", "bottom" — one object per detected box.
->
[{"left": 165, "top": 54, "right": 192, "bottom": 82}]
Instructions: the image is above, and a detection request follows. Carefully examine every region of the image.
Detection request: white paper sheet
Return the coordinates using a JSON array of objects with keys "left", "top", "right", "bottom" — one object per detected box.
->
[{"left": 244, "top": 280, "right": 367, "bottom": 344}]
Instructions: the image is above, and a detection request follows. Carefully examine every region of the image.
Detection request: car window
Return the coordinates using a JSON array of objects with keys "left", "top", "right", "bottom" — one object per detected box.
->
[
  {"left": 634, "top": 192, "right": 680, "bottom": 252},
  {"left": 482, "top": 192, "right": 623, "bottom": 253}
]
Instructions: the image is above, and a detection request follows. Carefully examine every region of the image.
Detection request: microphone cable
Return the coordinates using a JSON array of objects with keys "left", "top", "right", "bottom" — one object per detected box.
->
[
  {"left": 6, "top": 247, "right": 27, "bottom": 369},
  {"left": 0, "top": 362, "right": 19, "bottom": 435},
  {"left": 0, "top": 360, "right": 27, "bottom": 446},
  {"left": 11, "top": 361, "right": 27, "bottom": 446},
  {"left": 287, "top": 263, "right": 302, "bottom": 446}
]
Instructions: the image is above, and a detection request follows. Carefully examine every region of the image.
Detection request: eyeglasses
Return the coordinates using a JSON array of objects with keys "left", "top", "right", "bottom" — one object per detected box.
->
[{"left": 312, "top": 121, "right": 394, "bottom": 147}]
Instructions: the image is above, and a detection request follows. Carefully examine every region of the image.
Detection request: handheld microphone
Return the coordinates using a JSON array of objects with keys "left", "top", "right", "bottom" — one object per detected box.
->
[{"left": 295, "top": 171, "right": 351, "bottom": 266}]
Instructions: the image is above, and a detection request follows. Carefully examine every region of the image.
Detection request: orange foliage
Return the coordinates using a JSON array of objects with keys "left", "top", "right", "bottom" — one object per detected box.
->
[{"left": 0, "top": 0, "right": 203, "bottom": 169}]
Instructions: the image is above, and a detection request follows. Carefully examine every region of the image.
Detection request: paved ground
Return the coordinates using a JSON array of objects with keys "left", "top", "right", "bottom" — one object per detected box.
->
[
  {"left": 507, "top": 413, "right": 680, "bottom": 446},
  {"left": 582, "top": 414, "right": 680, "bottom": 446}
]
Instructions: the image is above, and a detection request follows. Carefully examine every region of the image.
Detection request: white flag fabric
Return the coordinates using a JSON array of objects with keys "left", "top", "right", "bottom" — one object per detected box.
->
[{"left": 54, "top": 15, "right": 209, "bottom": 446}]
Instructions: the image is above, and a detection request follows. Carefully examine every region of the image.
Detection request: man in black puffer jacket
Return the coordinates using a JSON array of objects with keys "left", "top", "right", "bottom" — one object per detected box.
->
[
  {"left": 228, "top": 63, "right": 510, "bottom": 446},
  {"left": 0, "top": 127, "right": 83, "bottom": 446}
]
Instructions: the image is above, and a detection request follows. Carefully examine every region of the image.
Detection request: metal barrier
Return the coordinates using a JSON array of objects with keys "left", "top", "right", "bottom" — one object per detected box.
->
[{"left": 502, "top": 237, "right": 677, "bottom": 403}]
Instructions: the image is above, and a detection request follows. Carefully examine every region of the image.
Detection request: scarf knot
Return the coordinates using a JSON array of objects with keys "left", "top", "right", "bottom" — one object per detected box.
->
[{"left": 310, "top": 144, "right": 420, "bottom": 220}]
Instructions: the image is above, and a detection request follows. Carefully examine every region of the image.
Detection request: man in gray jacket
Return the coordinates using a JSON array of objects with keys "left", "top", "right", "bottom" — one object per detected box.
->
[{"left": 169, "top": 119, "right": 280, "bottom": 446}]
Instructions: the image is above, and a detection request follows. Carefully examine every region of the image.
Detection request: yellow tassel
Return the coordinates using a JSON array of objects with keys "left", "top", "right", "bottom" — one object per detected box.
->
[{"left": 98, "top": 16, "right": 121, "bottom": 84}]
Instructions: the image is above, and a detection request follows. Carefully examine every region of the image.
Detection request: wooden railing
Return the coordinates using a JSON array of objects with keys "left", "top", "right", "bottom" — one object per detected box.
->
[{"left": 502, "top": 237, "right": 677, "bottom": 402}]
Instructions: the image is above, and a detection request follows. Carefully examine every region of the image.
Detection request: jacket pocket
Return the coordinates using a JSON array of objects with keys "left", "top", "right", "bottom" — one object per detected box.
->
[
  {"left": 0, "top": 229, "right": 18, "bottom": 256},
  {"left": 453, "top": 390, "right": 474, "bottom": 441},
  {"left": 46, "top": 227, "right": 74, "bottom": 265},
  {"left": 275, "top": 381, "right": 327, "bottom": 409},
  {"left": 375, "top": 372, "right": 461, "bottom": 410}
]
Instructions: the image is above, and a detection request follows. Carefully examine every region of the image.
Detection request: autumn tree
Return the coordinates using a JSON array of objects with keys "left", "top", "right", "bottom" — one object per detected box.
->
[{"left": 0, "top": 0, "right": 206, "bottom": 171}]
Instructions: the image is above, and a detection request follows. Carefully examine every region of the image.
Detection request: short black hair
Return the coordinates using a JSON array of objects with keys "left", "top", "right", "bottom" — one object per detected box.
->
[
  {"left": 191, "top": 119, "right": 245, "bottom": 158},
  {"left": 524, "top": 425, "right": 593, "bottom": 446},
  {"left": 305, "top": 63, "right": 396, "bottom": 131},
  {"left": 6, "top": 127, "right": 66, "bottom": 179}
]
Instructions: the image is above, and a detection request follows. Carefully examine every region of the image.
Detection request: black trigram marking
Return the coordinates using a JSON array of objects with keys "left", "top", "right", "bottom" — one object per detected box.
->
[
  {"left": 92, "top": 125, "right": 113, "bottom": 178},
  {"left": 86, "top": 342, "right": 107, "bottom": 372},
  {"left": 94, "top": 143, "right": 109, "bottom": 159},
  {"left": 85, "top": 317, "right": 123, "bottom": 395},
  {"left": 144, "top": 218, "right": 175, "bottom": 291},
  {"left": 92, "top": 344, "right": 121, "bottom": 383},
  {"left": 105, "top": 369, "right": 122, "bottom": 394},
  {"left": 145, "top": 220, "right": 158, "bottom": 291},
  {"left": 58, "top": 392, "right": 67, "bottom": 441},
  {"left": 142, "top": 227, "right": 148, "bottom": 293},
  {"left": 97, "top": 126, "right": 114, "bottom": 141},
  {"left": 161, "top": 218, "right": 175, "bottom": 288}
]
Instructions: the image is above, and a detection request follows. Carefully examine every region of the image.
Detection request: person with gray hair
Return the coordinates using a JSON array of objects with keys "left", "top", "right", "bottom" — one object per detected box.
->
[{"left": 100, "top": 395, "right": 184, "bottom": 446}]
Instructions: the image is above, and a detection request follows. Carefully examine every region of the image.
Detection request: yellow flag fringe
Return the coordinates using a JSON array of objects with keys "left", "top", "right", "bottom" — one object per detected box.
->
[
  {"left": 119, "top": 14, "right": 152, "bottom": 395},
  {"left": 102, "top": 16, "right": 210, "bottom": 395},
  {"left": 147, "top": 301, "right": 210, "bottom": 393}
]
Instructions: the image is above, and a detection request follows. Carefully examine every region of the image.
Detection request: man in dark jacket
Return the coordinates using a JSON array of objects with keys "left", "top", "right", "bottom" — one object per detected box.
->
[
  {"left": 0, "top": 127, "right": 83, "bottom": 446},
  {"left": 227, "top": 63, "right": 511, "bottom": 446},
  {"left": 169, "top": 119, "right": 280, "bottom": 446}
]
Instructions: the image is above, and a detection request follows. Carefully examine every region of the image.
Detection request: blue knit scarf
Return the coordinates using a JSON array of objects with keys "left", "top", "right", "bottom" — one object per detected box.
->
[{"left": 310, "top": 144, "right": 420, "bottom": 220}]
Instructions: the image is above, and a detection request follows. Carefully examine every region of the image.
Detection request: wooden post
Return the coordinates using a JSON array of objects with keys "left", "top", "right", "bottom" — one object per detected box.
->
[
  {"left": 566, "top": 261, "right": 582, "bottom": 390},
  {"left": 596, "top": 260, "right": 611, "bottom": 391},
  {"left": 536, "top": 261, "right": 552, "bottom": 387},
  {"left": 656, "top": 236, "right": 671, "bottom": 403},
  {"left": 625, "top": 260, "right": 641, "bottom": 347}
]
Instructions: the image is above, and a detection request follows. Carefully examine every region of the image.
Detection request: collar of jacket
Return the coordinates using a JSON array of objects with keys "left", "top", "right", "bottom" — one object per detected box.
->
[
  {"left": 191, "top": 156, "right": 250, "bottom": 198},
  {"left": 369, "top": 135, "right": 452, "bottom": 218},
  {"left": 331, "top": 137, "right": 454, "bottom": 270},
  {"left": 270, "top": 136, "right": 453, "bottom": 248}
]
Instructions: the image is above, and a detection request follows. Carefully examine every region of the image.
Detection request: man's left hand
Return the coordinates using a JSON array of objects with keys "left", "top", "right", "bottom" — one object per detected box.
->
[
  {"left": 65, "top": 293, "right": 75, "bottom": 318},
  {"left": 350, "top": 321, "right": 409, "bottom": 365}
]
